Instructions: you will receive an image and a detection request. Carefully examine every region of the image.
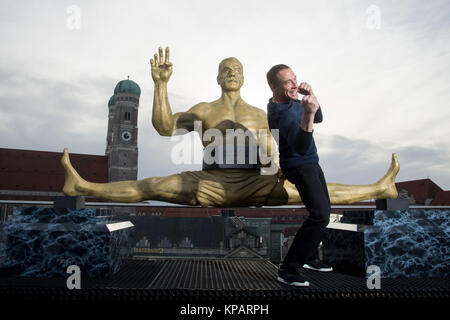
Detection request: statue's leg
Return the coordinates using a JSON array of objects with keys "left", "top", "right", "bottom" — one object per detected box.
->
[
  {"left": 62, "top": 148, "right": 399, "bottom": 206},
  {"left": 61, "top": 148, "right": 205, "bottom": 204},
  {"left": 266, "top": 154, "right": 400, "bottom": 205},
  {"left": 62, "top": 148, "right": 235, "bottom": 205},
  {"left": 326, "top": 153, "right": 399, "bottom": 204}
]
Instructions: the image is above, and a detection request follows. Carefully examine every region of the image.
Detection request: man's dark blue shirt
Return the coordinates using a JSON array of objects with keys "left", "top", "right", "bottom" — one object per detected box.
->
[{"left": 267, "top": 99, "right": 323, "bottom": 169}]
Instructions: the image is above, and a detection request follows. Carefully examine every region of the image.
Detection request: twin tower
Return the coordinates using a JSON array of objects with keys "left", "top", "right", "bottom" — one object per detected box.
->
[{"left": 105, "top": 78, "right": 140, "bottom": 182}]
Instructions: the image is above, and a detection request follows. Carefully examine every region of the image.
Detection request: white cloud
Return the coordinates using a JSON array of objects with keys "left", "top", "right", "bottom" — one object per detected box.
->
[
  {"left": 316, "top": 133, "right": 450, "bottom": 189},
  {"left": 0, "top": 0, "right": 449, "bottom": 189}
]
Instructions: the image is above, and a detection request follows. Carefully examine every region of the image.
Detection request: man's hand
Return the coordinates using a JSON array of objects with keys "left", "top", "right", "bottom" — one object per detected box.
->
[
  {"left": 298, "top": 82, "right": 314, "bottom": 96},
  {"left": 301, "top": 94, "right": 319, "bottom": 115},
  {"left": 298, "top": 82, "right": 319, "bottom": 132},
  {"left": 150, "top": 46, "right": 173, "bottom": 83},
  {"left": 298, "top": 81, "right": 319, "bottom": 114}
]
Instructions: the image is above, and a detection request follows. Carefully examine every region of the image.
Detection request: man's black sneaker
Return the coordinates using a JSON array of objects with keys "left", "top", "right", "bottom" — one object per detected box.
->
[
  {"left": 277, "top": 269, "right": 310, "bottom": 287},
  {"left": 302, "top": 259, "right": 333, "bottom": 272}
]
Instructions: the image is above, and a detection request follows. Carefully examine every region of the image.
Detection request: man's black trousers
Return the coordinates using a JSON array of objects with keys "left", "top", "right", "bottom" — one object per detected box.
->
[{"left": 281, "top": 163, "right": 331, "bottom": 271}]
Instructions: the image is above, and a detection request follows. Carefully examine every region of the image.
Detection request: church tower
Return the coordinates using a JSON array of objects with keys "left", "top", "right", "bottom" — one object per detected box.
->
[{"left": 106, "top": 78, "right": 140, "bottom": 182}]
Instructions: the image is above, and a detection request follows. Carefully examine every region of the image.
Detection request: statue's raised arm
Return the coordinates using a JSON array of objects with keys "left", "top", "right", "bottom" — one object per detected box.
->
[{"left": 151, "top": 46, "right": 199, "bottom": 136}]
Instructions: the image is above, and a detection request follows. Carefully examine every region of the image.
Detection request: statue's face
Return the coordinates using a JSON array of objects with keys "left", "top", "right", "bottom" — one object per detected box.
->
[{"left": 217, "top": 59, "right": 244, "bottom": 91}]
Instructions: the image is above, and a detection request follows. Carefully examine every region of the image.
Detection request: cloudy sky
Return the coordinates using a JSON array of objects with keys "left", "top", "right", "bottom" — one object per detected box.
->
[{"left": 0, "top": 0, "right": 449, "bottom": 190}]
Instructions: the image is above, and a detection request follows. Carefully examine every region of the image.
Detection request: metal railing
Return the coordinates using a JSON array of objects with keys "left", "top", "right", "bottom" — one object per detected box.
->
[
  {"left": 1, "top": 199, "right": 449, "bottom": 209},
  {"left": 1, "top": 199, "right": 449, "bottom": 221}
]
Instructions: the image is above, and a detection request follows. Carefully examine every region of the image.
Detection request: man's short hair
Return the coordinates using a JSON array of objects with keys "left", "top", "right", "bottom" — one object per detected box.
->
[{"left": 266, "top": 64, "right": 290, "bottom": 88}]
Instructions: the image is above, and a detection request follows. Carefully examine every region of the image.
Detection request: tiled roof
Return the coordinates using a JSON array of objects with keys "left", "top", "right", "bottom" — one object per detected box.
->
[
  {"left": 1, "top": 259, "right": 448, "bottom": 302},
  {"left": 0, "top": 148, "right": 108, "bottom": 200},
  {"left": 430, "top": 190, "right": 450, "bottom": 205},
  {"left": 396, "top": 178, "right": 443, "bottom": 204}
]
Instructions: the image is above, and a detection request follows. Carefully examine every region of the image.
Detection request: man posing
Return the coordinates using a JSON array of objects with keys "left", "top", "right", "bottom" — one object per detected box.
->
[{"left": 267, "top": 64, "right": 332, "bottom": 287}]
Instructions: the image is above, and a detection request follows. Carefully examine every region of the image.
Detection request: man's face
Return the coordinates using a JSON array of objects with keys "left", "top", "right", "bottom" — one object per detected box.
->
[
  {"left": 273, "top": 68, "right": 298, "bottom": 101},
  {"left": 217, "top": 59, "right": 244, "bottom": 92}
]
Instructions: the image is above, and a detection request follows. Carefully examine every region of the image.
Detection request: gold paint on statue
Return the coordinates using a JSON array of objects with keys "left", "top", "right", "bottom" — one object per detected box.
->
[{"left": 61, "top": 47, "right": 399, "bottom": 206}]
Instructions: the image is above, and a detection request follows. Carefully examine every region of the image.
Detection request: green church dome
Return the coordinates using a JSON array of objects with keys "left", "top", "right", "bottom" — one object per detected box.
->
[
  {"left": 108, "top": 95, "right": 114, "bottom": 106},
  {"left": 114, "top": 79, "right": 141, "bottom": 97}
]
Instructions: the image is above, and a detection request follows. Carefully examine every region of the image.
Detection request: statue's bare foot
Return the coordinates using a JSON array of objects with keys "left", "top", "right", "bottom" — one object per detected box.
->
[
  {"left": 375, "top": 153, "right": 400, "bottom": 199},
  {"left": 61, "top": 148, "right": 87, "bottom": 196}
]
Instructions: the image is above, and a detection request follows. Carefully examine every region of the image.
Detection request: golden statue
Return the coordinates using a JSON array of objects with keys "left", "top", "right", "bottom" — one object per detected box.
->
[{"left": 61, "top": 47, "right": 399, "bottom": 206}]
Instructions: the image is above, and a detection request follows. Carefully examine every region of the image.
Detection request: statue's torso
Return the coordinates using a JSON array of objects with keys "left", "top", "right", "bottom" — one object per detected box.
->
[
  {"left": 188, "top": 98, "right": 269, "bottom": 170},
  {"left": 192, "top": 99, "right": 268, "bottom": 142}
]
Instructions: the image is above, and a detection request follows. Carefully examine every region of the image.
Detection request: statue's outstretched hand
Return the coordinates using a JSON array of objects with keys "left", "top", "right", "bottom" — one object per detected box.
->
[{"left": 150, "top": 46, "right": 172, "bottom": 83}]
